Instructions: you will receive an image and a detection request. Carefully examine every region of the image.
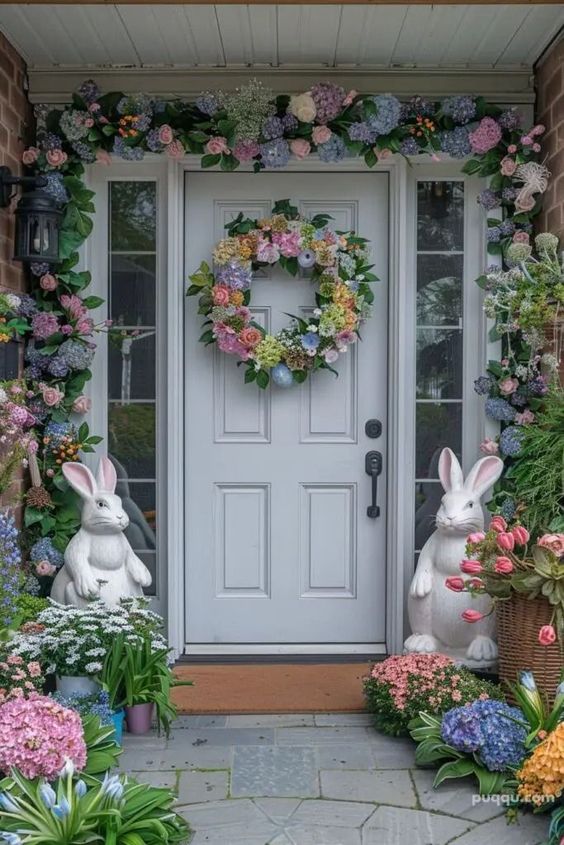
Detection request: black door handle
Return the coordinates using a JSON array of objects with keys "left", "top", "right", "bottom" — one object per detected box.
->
[{"left": 365, "top": 451, "right": 382, "bottom": 518}]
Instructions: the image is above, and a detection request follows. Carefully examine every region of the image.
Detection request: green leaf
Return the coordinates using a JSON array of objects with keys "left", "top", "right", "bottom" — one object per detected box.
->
[
  {"left": 434, "top": 758, "right": 475, "bottom": 786},
  {"left": 201, "top": 153, "right": 221, "bottom": 169},
  {"left": 244, "top": 368, "right": 257, "bottom": 383},
  {"left": 256, "top": 370, "right": 270, "bottom": 389},
  {"left": 82, "top": 295, "right": 105, "bottom": 310}
]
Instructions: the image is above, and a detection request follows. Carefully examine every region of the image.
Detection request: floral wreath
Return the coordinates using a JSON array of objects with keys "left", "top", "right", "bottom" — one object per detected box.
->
[{"left": 186, "top": 200, "right": 376, "bottom": 388}]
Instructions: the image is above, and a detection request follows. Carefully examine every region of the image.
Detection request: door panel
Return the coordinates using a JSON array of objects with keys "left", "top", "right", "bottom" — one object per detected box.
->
[{"left": 185, "top": 172, "right": 388, "bottom": 645}]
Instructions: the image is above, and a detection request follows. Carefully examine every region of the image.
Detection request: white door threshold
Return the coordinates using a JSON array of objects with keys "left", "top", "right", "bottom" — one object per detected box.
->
[{"left": 183, "top": 643, "right": 387, "bottom": 656}]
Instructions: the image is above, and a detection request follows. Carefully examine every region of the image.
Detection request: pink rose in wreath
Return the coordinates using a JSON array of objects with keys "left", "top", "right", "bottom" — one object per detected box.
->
[
  {"left": 290, "top": 139, "right": 311, "bottom": 160},
  {"left": 312, "top": 126, "right": 332, "bottom": 145},
  {"left": 22, "top": 147, "right": 39, "bottom": 165},
  {"left": 239, "top": 327, "right": 262, "bottom": 349},
  {"left": 500, "top": 157, "right": 517, "bottom": 177},
  {"left": 499, "top": 377, "right": 518, "bottom": 396},
  {"left": 538, "top": 625, "right": 556, "bottom": 646},
  {"left": 537, "top": 534, "right": 564, "bottom": 557},
  {"left": 212, "top": 285, "right": 231, "bottom": 307},
  {"left": 513, "top": 230, "right": 530, "bottom": 244},
  {"left": 41, "top": 385, "right": 64, "bottom": 407},
  {"left": 40, "top": 273, "right": 58, "bottom": 292},
  {"left": 158, "top": 124, "right": 174, "bottom": 145},
  {"left": 166, "top": 140, "right": 185, "bottom": 159},
  {"left": 72, "top": 395, "right": 91, "bottom": 414},
  {"left": 46, "top": 149, "right": 67, "bottom": 168},
  {"left": 206, "top": 136, "right": 229, "bottom": 156}
]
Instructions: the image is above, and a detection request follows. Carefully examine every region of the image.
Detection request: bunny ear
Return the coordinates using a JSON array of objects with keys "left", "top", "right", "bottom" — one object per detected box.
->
[
  {"left": 464, "top": 455, "right": 504, "bottom": 498},
  {"left": 438, "top": 447, "right": 464, "bottom": 492},
  {"left": 62, "top": 462, "right": 97, "bottom": 499},
  {"left": 96, "top": 456, "right": 117, "bottom": 493}
]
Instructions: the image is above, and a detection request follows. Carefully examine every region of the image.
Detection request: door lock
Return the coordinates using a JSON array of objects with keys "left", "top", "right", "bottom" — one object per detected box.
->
[{"left": 365, "top": 450, "right": 383, "bottom": 518}]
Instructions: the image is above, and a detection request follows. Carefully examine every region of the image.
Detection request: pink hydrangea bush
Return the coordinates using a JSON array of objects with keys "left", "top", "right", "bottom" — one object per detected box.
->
[
  {"left": 0, "top": 695, "right": 87, "bottom": 779},
  {"left": 363, "top": 653, "right": 503, "bottom": 736},
  {"left": 0, "top": 653, "right": 44, "bottom": 704}
]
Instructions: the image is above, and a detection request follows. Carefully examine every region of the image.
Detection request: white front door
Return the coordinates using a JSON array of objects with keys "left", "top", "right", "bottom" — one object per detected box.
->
[{"left": 184, "top": 171, "right": 389, "bottom": 647}]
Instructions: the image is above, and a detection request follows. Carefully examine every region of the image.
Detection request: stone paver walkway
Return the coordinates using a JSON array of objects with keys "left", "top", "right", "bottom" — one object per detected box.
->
[{"left": 120, "top": 714, "right": 547, "bottom": 844}]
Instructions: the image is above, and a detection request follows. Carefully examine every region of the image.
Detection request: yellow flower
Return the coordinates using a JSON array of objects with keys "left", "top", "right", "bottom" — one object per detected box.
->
[
  {"left": 229, "top": 291, "right": 244, "bottom": 307},
  {"left": 213, "top": 237, "right": 241, "bottom": 266},
  {"left": 0, "top": 332, "right": 10, "bottom": 343},
  {"left": 332, "top": 284, "right": 357, "bottom": 309},
  {"left": 517, "top": 722, "right": 564, "bottom": 806},
  {"left": 269, "top": 214, "right": 289, "bottom": 233},
  {"left": 254, "top": 335, "right": 284, "bottom": 369}
]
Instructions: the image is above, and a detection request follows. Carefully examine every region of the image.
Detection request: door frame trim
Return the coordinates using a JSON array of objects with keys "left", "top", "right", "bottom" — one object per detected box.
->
[{"left": 173, "top": 155, "right": 411, "bottom": 658}]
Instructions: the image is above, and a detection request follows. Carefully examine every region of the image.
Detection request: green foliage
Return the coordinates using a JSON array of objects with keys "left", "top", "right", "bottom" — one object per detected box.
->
[
  {"left": 81, "top": 713, "right": 122, "bottom": 775},
  {"left": 13, "top": 594, "right": 49, "bottom": 626}
]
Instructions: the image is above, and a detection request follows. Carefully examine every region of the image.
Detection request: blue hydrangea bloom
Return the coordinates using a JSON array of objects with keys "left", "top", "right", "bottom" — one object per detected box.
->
[
  {"left": 112, "top": 137, "right": 144, "bottom": 161},
  {"left": 71, "top": 141, "right": 96, "bottom": 163},
  {"left": 477, "top": 189, "right": 501, "bottom": 211},
  {"left": 30, "top": 536, "right": 64, "bottom": 568},
  {"left": 58, "top": 339, "right": 94, "bottom": 371},
  {"left": 300, "top": 332, "right": 320, "bottom": 352},
  {"left": 400, "top": 137, "right": 420, "bottom": 156},
  {"left": 439, "top": 127, "right": 471, "bottom": 158},
  {"left": 17, "top": 294, "right": 38, "bottom": 317},
  {"left": 528, "top": 376, "right": 548, "bottom": 396},
  {"left": 366, "top": 95, "right": 401, "bottom": 135},
  {"left": 281, "top": 113, "right": 298, "bottom": 133},
  {"left": 348, "top": 122, "right": 377, "bottom": 144},
  {"left": 44, "top": 421, "right": 74, "bottom": 446},
  {"left": 196, "top": 93, "right": 222, "bottom": 116},
  {"left": 485, "top": 397, "right": 516, "bottom": 422},
  {"left": 499, "top": 220, "right": 516, "bottom": 237},
  {"left": 47, "top": 355, "right": 70, "bottom": 378},
  {"left": 500, "top": 425, "right": 525, "bottom": 457},
  {"left": 502, "top": 187, "right": 518, "bottom": 203},
  {"left": 441, "top": 699, "right": 527, "bottom": 771},
  {"left": 500, "top": 498, "right": 517, "bottom": 520},
  {"left": 43, "top": 172, "right": 69, "bottom": 206},
  {"left": 498, "top": 109, "right": 522, "bottom": 131},
  {"left": 260, "top": 139, "right": 291, "bottom": 169},
  {"left": 474, "top": 375, "right": 493, "bottom": 396},
  {"left": 146, "top": 129, "right": 164, "bottom": 152},
  {"left": 215, "top": 262, "right": 252, "bottom": 290},
  {"left": 261, "top": 116, "right": 284, "bottom": 140},
  {"left": 487, "top": 227, "right": 502, "bottom": 243},
  {"left": 77, "top": 80, "right": 101, "bottom": 104},
  {"left": 40, "top": 132, "right": 63, "bottom": 152},
  {"left": 30, "top": 262, "right": 50, "bottom": 277},
  {"left": 0, "top": 510, "right": 21, "bottom": 626},
  {"left": 441, "top": 95, "right": 476, "bottom": 124},
  {"left": 317, "top": 135, "right": 347, "bottom": 163}
]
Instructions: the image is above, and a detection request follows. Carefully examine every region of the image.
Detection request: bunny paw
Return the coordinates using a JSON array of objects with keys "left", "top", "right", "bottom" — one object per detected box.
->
[
  {"left": 75, "top": 571, "right": 101, "bottom": 600},
  {"left": 404, "top": 633, "right": 439, "bottom": 654},
  {"left": 410, "top": 569, "right": 433, "bottom": 598},
  {"left": 466, "top": 635, "right": 498, "bottom": 663},
  {"left": 127, "top": 558, "right": 152, "bottom": 587}
]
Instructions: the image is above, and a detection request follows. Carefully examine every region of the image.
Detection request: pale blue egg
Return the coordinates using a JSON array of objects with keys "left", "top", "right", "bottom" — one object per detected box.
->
[
  {"left": 271, "top": 363, "right": 294, "bottom": 388},
  {"left": 297, "top": 249, "right": 316, "bottom": 269}
]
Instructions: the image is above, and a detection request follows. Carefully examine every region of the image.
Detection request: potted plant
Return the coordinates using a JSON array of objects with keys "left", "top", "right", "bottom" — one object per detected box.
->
[{"left": 451, "top": 519, "right": 563, "bottom": 696}]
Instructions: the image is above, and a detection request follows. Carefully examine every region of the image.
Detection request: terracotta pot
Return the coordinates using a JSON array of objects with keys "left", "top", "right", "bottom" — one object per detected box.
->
[
  {"left": 56, "top": 675, "right": 101, "bottom": 697},
  {"left": 125, "top": 702, "right": 154, "bottom": 734}
]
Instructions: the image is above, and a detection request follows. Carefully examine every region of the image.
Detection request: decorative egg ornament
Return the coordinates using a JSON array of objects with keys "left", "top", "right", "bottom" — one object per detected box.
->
[{"left": 271, "top": 363, "right": 294, "bottom": 388}]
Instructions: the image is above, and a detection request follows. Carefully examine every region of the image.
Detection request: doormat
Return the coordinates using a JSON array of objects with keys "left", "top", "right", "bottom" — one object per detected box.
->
[{"left": 172, "top": 663, "right": 372, "bottom": 714}]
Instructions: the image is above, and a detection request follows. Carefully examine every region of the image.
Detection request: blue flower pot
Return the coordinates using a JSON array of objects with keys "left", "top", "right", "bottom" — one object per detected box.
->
[{"left": 111, "top": 709, "right": 125, "bottom": 745}]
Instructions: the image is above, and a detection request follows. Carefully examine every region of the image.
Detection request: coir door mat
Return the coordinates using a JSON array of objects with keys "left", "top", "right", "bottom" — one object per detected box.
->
[{"left": 172, "top": 662, "right": 372, "bottom": 714}]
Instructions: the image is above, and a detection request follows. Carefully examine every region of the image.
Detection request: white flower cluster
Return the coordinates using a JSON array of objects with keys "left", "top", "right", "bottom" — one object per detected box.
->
[{"left": 8, "top": 598, "right": 168, "bottom": 677}]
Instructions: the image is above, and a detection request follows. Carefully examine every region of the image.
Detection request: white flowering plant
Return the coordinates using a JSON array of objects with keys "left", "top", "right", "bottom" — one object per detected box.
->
[{"left": 7, "top": 598, "right": 168, "bottom": 678}]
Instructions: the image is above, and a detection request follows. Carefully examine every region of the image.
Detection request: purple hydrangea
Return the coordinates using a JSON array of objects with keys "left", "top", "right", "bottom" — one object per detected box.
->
[
  {"left": 317, "top": 135, "right": 347, "bottom": 163},
  {"left": 215, "top": 262, "right": 252, "bottom": 290},
  {"left": 260, "top": 138, "right": 291, "bottom": 169},
  {"left": 439, "top": 127, "right": 471, "bottom": 158},
  {"left": 0, "top": 510, "right": 21, "bottom": 627},
  {"left": 441, "top": 700, "right": 527, "bottom": 772},
  {"left": 44, "top": 421, "right": 74, "bottom": 446},
  {"left": 400, "top": 137, "right": 421, "bottom": 156},
  {"left": 477, "top": 189, "right": 501, "bottom": 211},
  {"left": 196, "top": 93, "right": 222, "bottom": 116},
  {"left": 39, "top": 132, "right": 63, "bottom": 152},
  {"left": 30, "top": 536, "right": 64, "bottom": 568},
  {"left": 146, "top": 129, "right": 165, "bottom": 152},
  {"left": 310, "top": 82, "right": 345, "bottom": 124},
  {"left": 77, "top": 79, "right": 101, "bottom": 104},
  {"left": 527, "top": 376, "right": 549, "bottom": 396},
  {"left": 17, "top": 294, "right": 38, "bottom": 317},
  {"left": 487, "top": 226, "right": 502, "bottom": 243},
  {"left": 30, "top": 262, "right": 50, "bottom": 277},
  {"left": 43, "top": 172, "right": 69, "bottom": 205},
  {"left": 71, "top": 141, "right": 96, "bottom": 163},
  {"left": 261, "top": 116, "right": 284, "bottom": 140},
  {"left": 348, "top": 122, "right": 377, "bottom": 144},
  {"left": 499, "top": 220, "right": 516, "bottom": 237},
  {"left": 498, "top": 108, "right": 522, "bottom": 131},
  {"left": 281, "top": 113, "right": 298, "bottom": 133},
  {"left": 112, "top": 136, "right": 144, "bottom": 161},
  {"left": 117, "top": 93, "right": 152, "bottom": 117},
  {"left": 510, "top": 390, "right": 528, "bottom": 408},
  {"left": 366, "top": 95, "right": 402, "bottom": 136},
  {"left": 485, "top": 396, "right": 516, "bottom": 422},
  {"left": 499, "top": 425, "right": 525, "bottom": 457},
  {"left": 474, "top": 375, "right": 493, "bottom": 396},
  {"left": 47, "top": 356, "right": 70, "bottom": 378},
  {"left": 58, "top": 339, "right": 94, "bottom": 370},
  {"left": 502, "top": 187, "right": 518, "bottom": 203},
  {"left": 441, "top": 95, "right": 476, "bottom": 125}
]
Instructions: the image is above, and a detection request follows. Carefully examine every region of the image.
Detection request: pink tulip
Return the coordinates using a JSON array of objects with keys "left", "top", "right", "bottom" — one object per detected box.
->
[
  {"left": 461, "top": 609, "right": 485, "bottom": 623},
  {"left": 460, "top": 559, "right": 483, "bottom": 574},
  {"left": 511, "top": 525, "right": 530, "bottom": 546},
  {"left": 468, "top": 578, "right": 485, "bottom": 591},
  {"left": 494, "top": 556, "right": 514, "bottom": 575},
  {"left": 445, "top": 577, "right": 465, "bottom": 592},
  {"left": 538, "top": 625, "right": 556, "bottom": 646},
  {"left": 489, "top": 516, "right": 507, "bottom": 533},
  {"left": 467, "top": 532, "right": 486, "bottom": 545},
  {"left": 497, "top": 532, "right": 515, "bottom": 552}
]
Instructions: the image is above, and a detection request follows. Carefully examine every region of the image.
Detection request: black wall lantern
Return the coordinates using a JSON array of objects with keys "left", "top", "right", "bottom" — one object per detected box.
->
[{"left": 0, "top": 165, "right": 62, "bottom": 265}]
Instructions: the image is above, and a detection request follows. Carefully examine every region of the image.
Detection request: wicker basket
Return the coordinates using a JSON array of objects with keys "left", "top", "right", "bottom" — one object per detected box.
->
[{"left": 497, "top": 594, "right": 563, "bottom": 702}]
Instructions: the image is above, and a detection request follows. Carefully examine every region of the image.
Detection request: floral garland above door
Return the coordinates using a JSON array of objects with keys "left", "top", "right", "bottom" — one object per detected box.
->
[
  {"left": 187, "top": 199, "right": 376, "bottom": 388},
  {"left": 0, "top": 79, "right": 553, "bottom": 593}
]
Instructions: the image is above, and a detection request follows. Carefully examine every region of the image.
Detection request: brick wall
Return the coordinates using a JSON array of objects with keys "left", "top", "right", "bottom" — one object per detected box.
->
[
  {"left": 535, "top": 33, "right": 564, "bottom": 241},
  {"left": 0, "top": 31, "right": 32, "bottom": 293}
]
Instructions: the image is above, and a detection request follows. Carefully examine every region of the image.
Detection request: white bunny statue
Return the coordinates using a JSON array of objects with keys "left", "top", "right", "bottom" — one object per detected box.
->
[
  {"left": 51, "top": 457, "right": 152, "bottom": 608},
  {"left": 404, "top": 447, "right": 504, "bottom": 667}
]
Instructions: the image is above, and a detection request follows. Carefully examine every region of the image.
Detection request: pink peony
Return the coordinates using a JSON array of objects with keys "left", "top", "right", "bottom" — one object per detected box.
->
[
  {"left": 41, "top": 385, "right": 64, "bottom": 407},
  {"left": 0, "top": 695, "right": 86, "bottom": 779},
  {"left": 22, "top": 147, "right": 39, "bottom": 165},
  {"left": 290, "top": 139, "right": 311, "bottom": 160},
  {"left": 513, "top": 230, "right": 530, "bottom": 244},
  {"left": 158, "top": 124, "right": 174, "bottom": 145},
  {"left": 212, "top": 285, "right": 231, "bottom": 306},
  {"left": 460, "top": 559, "right": 483, "bottom": 574},
  {"left": 499, "top": 377, "right": 518, "bottom": 395},
  {"left": 497, "top": 532, "right": 515, "bottom": 552},
  {"left": 239, "top": 326, "right": 262, "bottom": 349},
  {"left": 445, "top": 576, "right": 465, "bottom": 592},
  {"left": 206, "top": 136, "right": 229, "bottom": 156},
  {"left": 489, "top": 515, "right": 507, "bottom": 533},
  {"left": 36, "top": 560, "right": 56, "bottom": 577},
  {"left": 511, "top": 525, "right": 530, "bottom": 546},
  {"left": 461, "top": 609, "right": 485, "bottom": 623},
  {"left": 537, "top": 534, "right": 564, "bottom": 557},
  {"left": 96, "top": 149, "right": 111, "bottom": 166},
  {"left": 494, "top": 556, "right": 514, "bottom": 574},
  {"left": 480, "top": 438, "right": 499, "bottom": 455},
  {"left": 40, "top": 273, "right": 58, "bottom": 292},
  {"left": 500, "top": 156, "right": 517, "bottom": 177},
  {"left": 72, "top": 395, "right": 91, "bottom": 414},
  {"left": 46, "top": 148, "right": 67, "bottom": 168},
  {"left": 469, "top": 117, "right": 502, "bottom": 154},
  {"left": 538, "top": 625, "right": 556, "bottom": 646},
  {"left": 166, "top": 140, "right": 185, "bottom": 158},
  {"left": 312, "top": 125, "right": 332, "bottom": 145}
]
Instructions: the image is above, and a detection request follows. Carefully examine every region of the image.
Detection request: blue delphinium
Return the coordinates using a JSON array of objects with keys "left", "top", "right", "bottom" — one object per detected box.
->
[
  {"left": 366, "top": 94, "right": 401, "bottom": 136},
  {"left": 317, "top": 135, "right": 347, "bottom": 163},
  {"left": 485, "top": 397, "right": 516, "bottom": 422},
  {"left": 441, "top": 95, "right": 476, "bottom": 125},
  {"left": 439, "top": 127, "right": 471, "bottom": 158},
  {"left": 30, "top": 536, "right": 64, "bottom": 568},
  {"left": 260, "top": 138, "right": 291, "bottom": 169},
  {"left": 499, "top": 425, "right": 525, "bottom": 457},
  {"left": 0, "top": 511, "right": 21, "bottom": 627},
  {"left": 58, "top": 339, "right": 94, "bottom": 371},
  {"left": 441, "top": 699, "right": 527, "bottom": 771}
]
